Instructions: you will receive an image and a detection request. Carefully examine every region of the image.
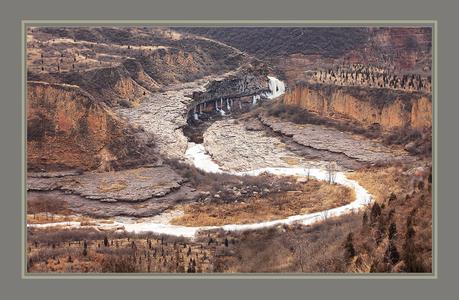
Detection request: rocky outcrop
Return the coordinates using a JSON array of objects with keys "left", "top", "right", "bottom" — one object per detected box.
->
[
  {"left": 203, "top": 119, "right": 309, "bottom": 172},
  {"left": 28, "top": 187, "right": 198, "bottom": 218},
  {"left": 259, "top": 115, "right": 403, "bottom": 163},
  {"left": 410, "top": 96, "right": 433, "bottom": 129},
  {"left": 192, "top": 64, "right": 270, "bottom": 104},
  {"left": 343, "top": 27, "right": 432, "bottom": 73},
  {"left": 283, "top": 83, "right": 432, "bottom": 130},
  {"left": 27, "top": 166, "right": 184, "bottom": 202},
  {"left": 27, "top": 81, "right": 157, "bottom": 172}
]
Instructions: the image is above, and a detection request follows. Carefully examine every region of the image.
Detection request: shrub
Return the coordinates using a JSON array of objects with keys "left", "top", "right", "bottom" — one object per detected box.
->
[
  {"left": 101, "top": 255, "right": 137, "bottom": 273},
  {"left": 118, "top": 99, "right": 132, "bottom": 108}
]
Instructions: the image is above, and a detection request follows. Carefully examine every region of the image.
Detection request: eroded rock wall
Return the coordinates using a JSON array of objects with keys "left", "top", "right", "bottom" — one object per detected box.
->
[
  {"left": 27, "top": 81, "right": 157, "bottom": 172},
  {"left": 283, "top": 84, "right": 432, "bottom": 130},
  {"left": 192, "top": 64, "right": 270, "bottom": 104}
]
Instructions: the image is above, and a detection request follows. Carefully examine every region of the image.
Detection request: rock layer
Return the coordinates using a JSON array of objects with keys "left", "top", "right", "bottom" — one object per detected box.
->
[
  {"left": 259, "top": 115, "right": 403, "bottom": 163},
  {"left": 203, "top": 119, "right": 330, "bottom": 172},
  {"left": 283, "top": 83, "right": 432, "bottom": 130},
  {"left": 27, "top": 81, "right": 157, "bottom": 171},
  {"left": 28, "top": 166, "right": 184, "bottom": 202}
]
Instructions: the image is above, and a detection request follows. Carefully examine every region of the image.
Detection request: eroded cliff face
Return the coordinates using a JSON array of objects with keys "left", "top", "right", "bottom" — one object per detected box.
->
[
  {"left": 410, "top": 96, "right": 432, "bottom": 129},
  {"left": 283, "top": 84, "right": 432, "bottom": 130},
  {"left": 191, "top": 63, "right": 270, "bottom": 103},
  {"left": 27, "top": 81, "right": 157, "bottom": 172}
]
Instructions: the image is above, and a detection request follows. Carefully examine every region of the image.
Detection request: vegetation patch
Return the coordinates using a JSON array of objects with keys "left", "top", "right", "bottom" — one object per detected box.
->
[
  {"left": 170, "top": 180, "right": 354, "bottom": 226},
  {"left": 27, "top": 214, "right": 91, "bottom": 225}
]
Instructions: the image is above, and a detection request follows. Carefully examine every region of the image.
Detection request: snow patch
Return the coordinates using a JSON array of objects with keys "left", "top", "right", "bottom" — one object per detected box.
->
[{"left": 266, "top": 76, "right": 286, "bottom": 99}]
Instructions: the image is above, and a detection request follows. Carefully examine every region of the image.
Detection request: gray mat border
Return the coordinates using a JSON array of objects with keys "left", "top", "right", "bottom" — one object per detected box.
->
[{"left": 1, "top": 1, "right": 457, "bottom": 300}]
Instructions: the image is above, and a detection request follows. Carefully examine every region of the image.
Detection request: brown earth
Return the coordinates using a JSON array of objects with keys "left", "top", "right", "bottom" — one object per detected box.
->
[{"left": 171, "top": 180, "right": 354, "bottom": 226}]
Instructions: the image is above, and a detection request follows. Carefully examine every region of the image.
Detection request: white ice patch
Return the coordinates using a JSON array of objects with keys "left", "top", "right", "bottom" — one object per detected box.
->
[
  {"left": 266, "top": 76, "right": 286, "bottom": 99},
  {"left": 185, "top": 142, "right": 223, "bottom": 173},
  {"left": 215, "top": 99, "right": 226, "bottom": 116},
  {"left": 252, "top": 94, "right": 261, "bottom": 106}
]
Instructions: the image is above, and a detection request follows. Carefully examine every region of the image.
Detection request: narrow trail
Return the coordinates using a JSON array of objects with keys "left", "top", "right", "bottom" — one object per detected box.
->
[{"left": 28, "top": 77, "right": 373, "bottom": 238}]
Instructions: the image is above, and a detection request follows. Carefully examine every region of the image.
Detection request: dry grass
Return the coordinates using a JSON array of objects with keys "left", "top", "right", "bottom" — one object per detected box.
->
[
  {"left": 171, "top": 180, "right": 354, "bottom": 226},
  {"left": 346, "top": 165, "right": 410, "bottom": 203},
  {"left": 346, "top": 162, "right": 432, "bottom": 272},
  {"left": 27, "top": 229, "right": 214, "bottom": 273},
  {"left": 27, "top": 214, "right": 93, "bottom": 225}
]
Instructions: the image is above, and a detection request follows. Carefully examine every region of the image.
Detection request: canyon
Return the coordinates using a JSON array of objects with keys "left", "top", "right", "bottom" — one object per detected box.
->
[{"left": 26, "top": 26, "right": 432, "bottom": 273}]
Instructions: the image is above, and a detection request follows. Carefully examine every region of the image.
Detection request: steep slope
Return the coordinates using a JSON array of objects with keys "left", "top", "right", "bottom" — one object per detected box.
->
[
  {"left": 27, "top": 26, "right": 250, "bottom": 110},
  {"left": 27, "top": 81, "right": 157, "bottom": 172},
  {"left": 177, "top": 27, "right": 370, "bottom": 59},
  {"left": 283, "top": 83, "right": 432, "bottom": 130},
  {"left": 178, "top": 27, "right": 432, "bottom": 85}
]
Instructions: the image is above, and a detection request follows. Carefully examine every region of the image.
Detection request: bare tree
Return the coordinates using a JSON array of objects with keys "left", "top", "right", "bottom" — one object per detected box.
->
[
  {"left": 326, "top": 161, "right": 338, "bottom": 184},
  {"left": 286, "top": 233, "right": 310, "bottom": 272}
]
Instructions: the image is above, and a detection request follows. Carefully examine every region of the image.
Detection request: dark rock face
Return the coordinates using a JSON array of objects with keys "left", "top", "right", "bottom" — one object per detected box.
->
[{"left": 191, "top": 64, "right": 270, "bottom": 105}]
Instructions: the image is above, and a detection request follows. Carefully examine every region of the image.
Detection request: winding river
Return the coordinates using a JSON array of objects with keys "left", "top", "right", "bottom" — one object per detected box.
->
[{"left": 28, "top": 76, "right": 373, "bottom": 238}]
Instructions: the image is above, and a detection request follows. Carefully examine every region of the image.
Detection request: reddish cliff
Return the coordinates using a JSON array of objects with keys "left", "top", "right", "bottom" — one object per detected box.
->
[
  {"left": 283, "top": 84, "right": 431, "bottom": 130},
  {"left": 27, "top": 81, "right": 156, "bottom": 172}
]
